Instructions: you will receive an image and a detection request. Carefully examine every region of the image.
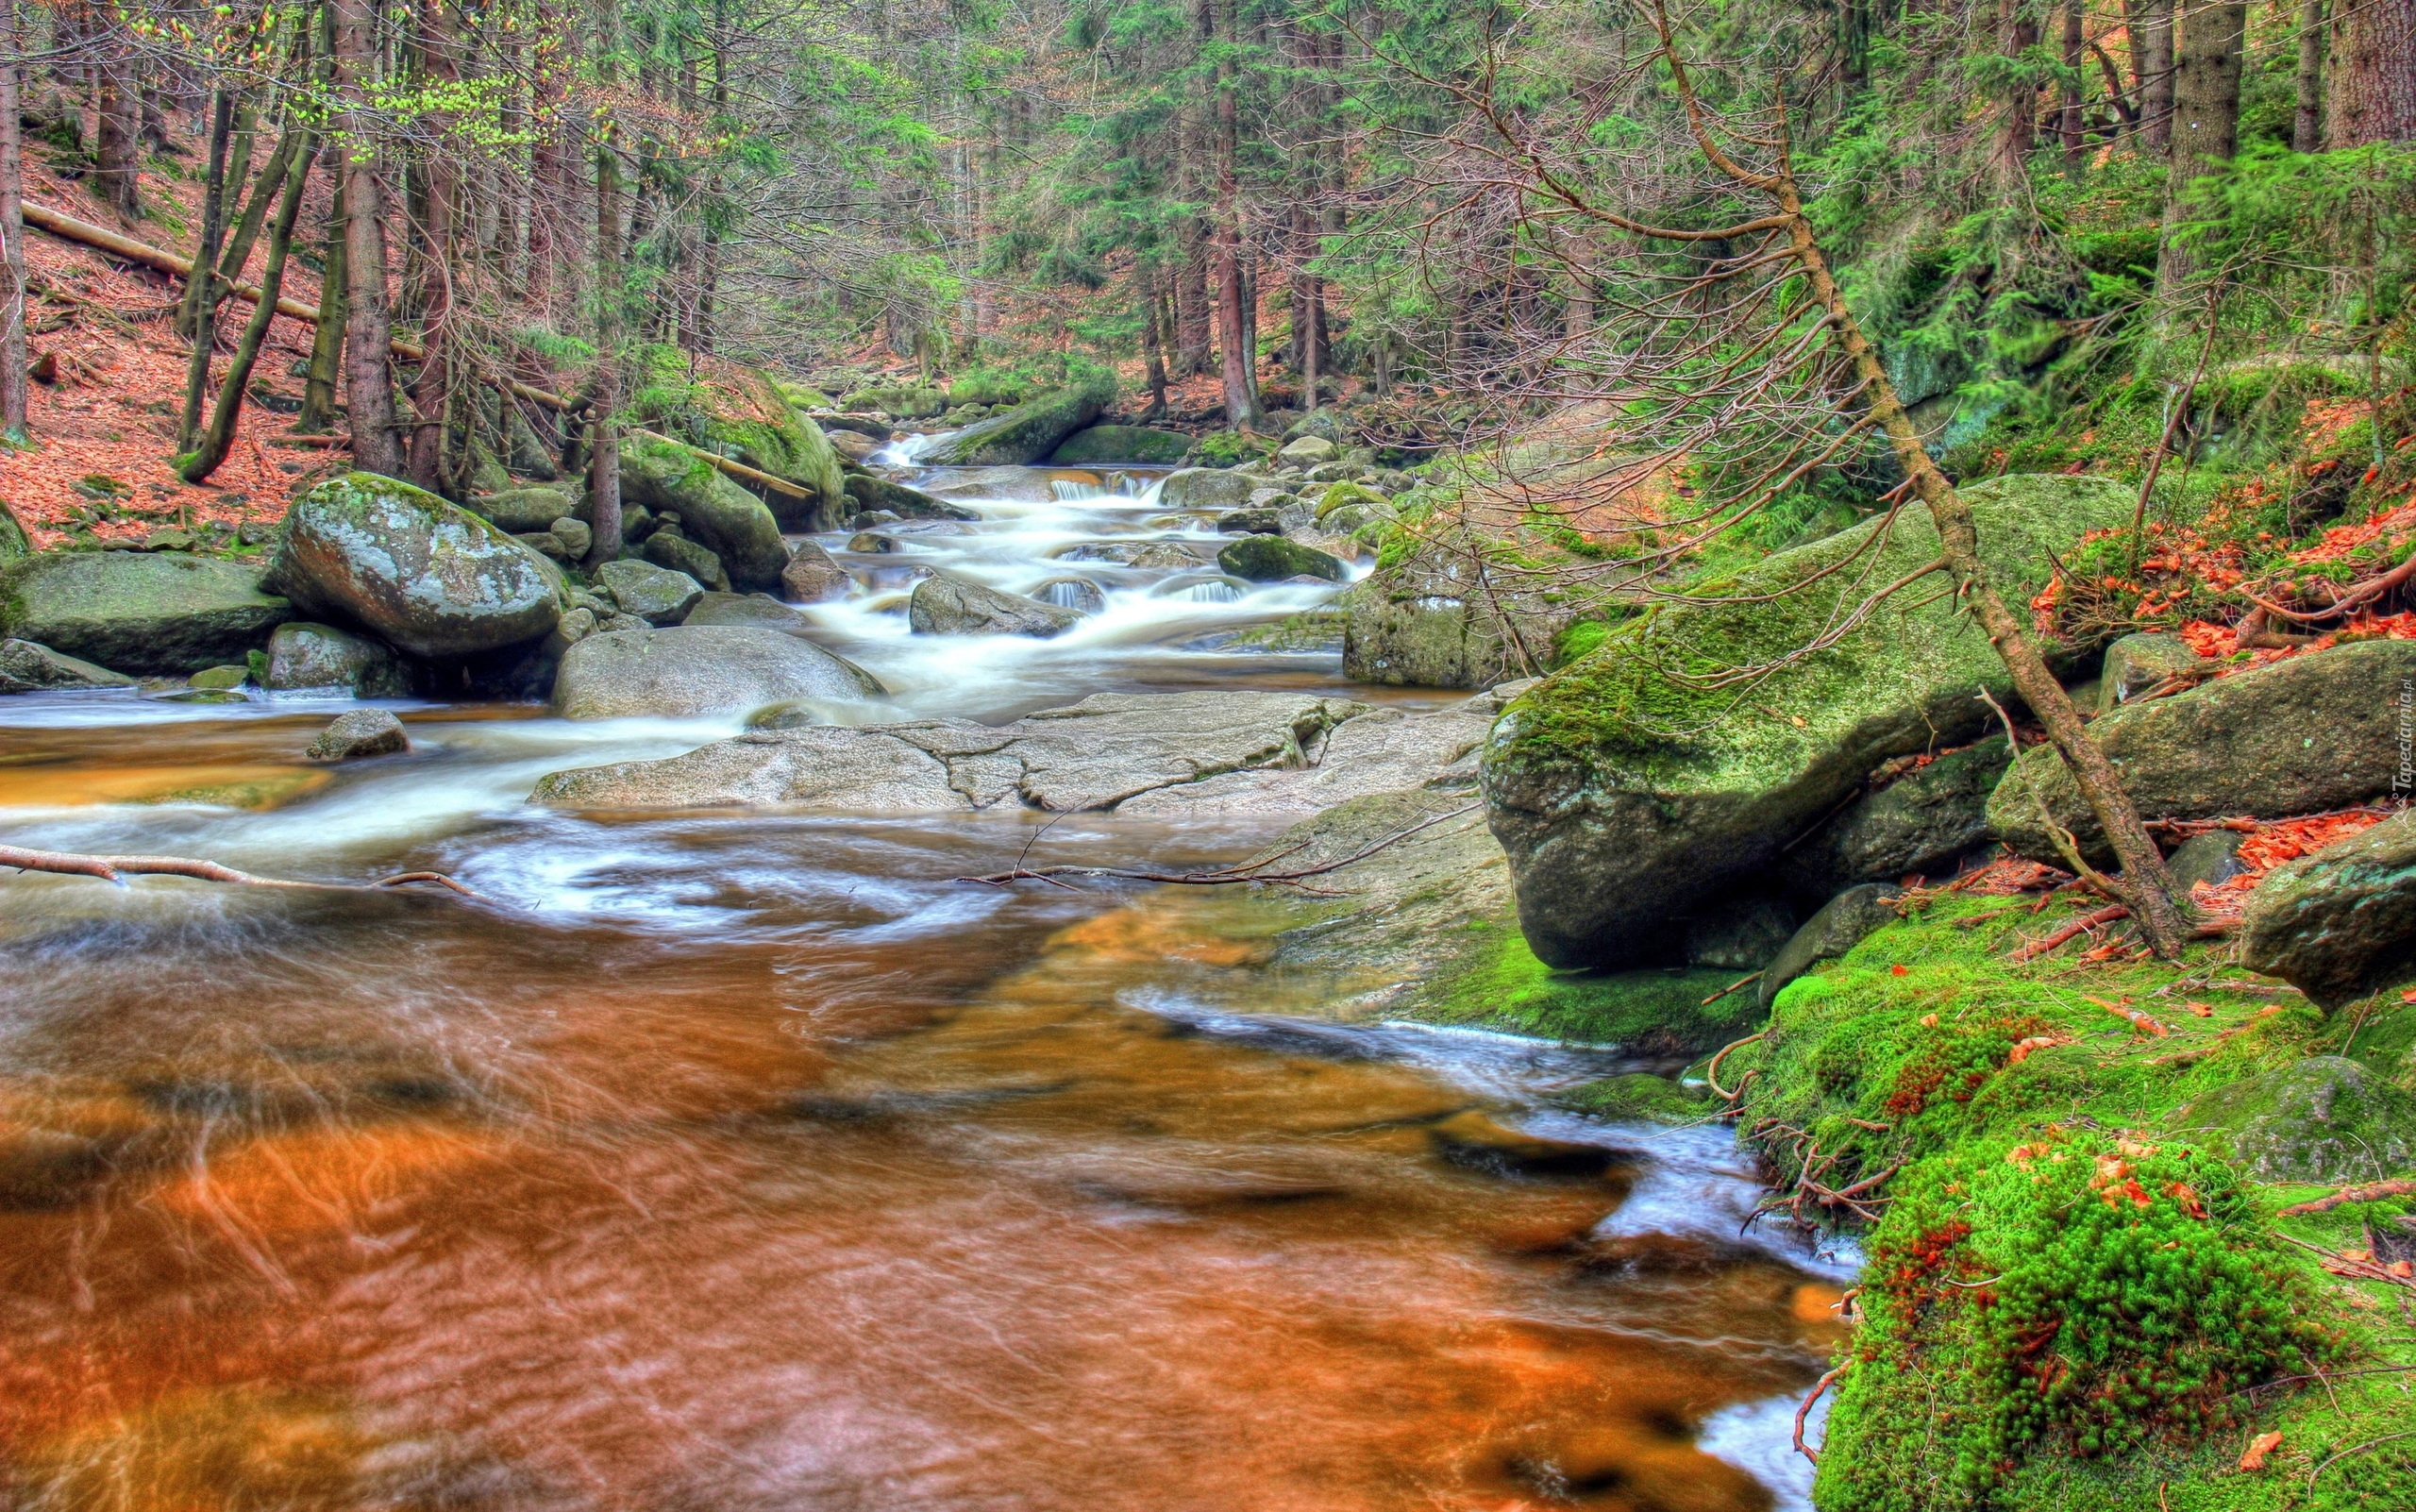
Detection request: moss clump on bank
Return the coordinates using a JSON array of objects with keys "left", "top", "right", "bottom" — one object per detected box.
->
[
  {"left": 1419, "top": 919, "right": 1761, "bottom": 1054},
  {"left": 1710, "top": 892, "right": 2416, "bottom": 1510}
]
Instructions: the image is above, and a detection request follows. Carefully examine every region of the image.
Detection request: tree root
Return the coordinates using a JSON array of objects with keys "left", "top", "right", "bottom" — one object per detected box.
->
[
  {"left": 0, "top": 845, "right": 486, "bottom": 899},
  {"left": 2009, "top": 903, "right": 2130, "bottom": 961},
  {"left": 1794, "top": 1365, "right": 1845, "bottom": 1464}
]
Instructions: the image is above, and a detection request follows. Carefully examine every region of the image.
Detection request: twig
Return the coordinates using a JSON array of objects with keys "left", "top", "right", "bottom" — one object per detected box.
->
[
  {"left": 2307, "top": 1431, "right": 2416, "bottom": 1491},
  {"left": 1794, "top": 1365, "right": 1844, "bottom": 1464},
  {"left": 2279, "top": 1180, "right": 2416, "bottom": 1217},
  {"left": 1702, "top": 970, "right": 1762, "bottom": 1006},
  {"left": 1705, "top": 1031, "right": 1764, "bottom": 1101},
  {"left": 2010, "top": 903, "right": 2131, "bottom": 962}
]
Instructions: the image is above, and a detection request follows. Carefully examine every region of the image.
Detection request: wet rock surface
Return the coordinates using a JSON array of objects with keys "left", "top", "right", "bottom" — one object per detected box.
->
[
  {"left": 0, "top": 637, "right": 138, "bottom": 693},
  {"left": 908, "top": 571, "right": 1083, "bottom": 638},
  {"left": 552, "top": 626, "right": 882, "bottom": 720},
  {"left": 305, "top": 709, "right": 411, "bottom": 763}
]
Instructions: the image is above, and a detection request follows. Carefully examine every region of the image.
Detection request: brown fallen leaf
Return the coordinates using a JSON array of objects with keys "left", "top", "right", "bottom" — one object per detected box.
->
[
  {"left": 2240, "top": 1431, "right": 2283, "bottom": 1471},
  {"left": 2182, "top": 1000, "right": 2214, "bottom": 1016}
]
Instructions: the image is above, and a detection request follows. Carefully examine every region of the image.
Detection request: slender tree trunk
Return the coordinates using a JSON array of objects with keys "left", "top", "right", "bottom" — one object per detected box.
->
[
  {"left": 334, "top": 0, "right": 402, "bottom": 476},
  {"left": 215, "top": 128, "right": 301, "bottom": 298},
  {"left": 181, "top": 138, "right": 314, "bottom": 483},
  {"left": 585, "top": 143, "right": 624, "bottom": 571},
  {"left": 1993, "top": 0, "right": 2041, "bottom": 190},
  {"left": 298, "top": 216, "right": 347, "bottom": 433},
  {"left": 1138, "top": 263, "right": 1169, "bottom": 421},
  {"left": 92, "top": 44, "right": 139, "bottom": 216},
  {"left": 175, "top": 89, "right": 240, "bottom": 452},
  {"left": 2291, "top": 0, "right": 2327, "bottom": 150},
  {"left": 0, "top": 0, "right": 26, "bottom": 443},
  {"left": 1211, "top": 0, "right": 1257, "bottom": 428},
  {"left": 2139, "top": 0, "right": 2176, "bottom": 150},
  {"left": 2326, "top": 0, "right": 2416, "bottom": 146},
  {"left": 2058, "top": 0, "right": 2086, "bottom": 166},
  {"left": 407, "top": 0, "right": 458, "bottom": 494},
  {"left": 2156, "top": 0, "right": 2245, "bottom": 298}
]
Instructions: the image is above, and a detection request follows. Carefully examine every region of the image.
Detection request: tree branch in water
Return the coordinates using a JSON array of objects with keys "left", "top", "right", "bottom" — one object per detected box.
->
[
  {"left": 957, "top": 803, "right": 1482, "bottom": 893},
  {"left": 0, "top": 846, "right": 486, "bottom": 899}
]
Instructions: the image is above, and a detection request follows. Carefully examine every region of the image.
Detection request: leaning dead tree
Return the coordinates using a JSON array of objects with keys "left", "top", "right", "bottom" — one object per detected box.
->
[{"left": 1383, "top": 0, "right": 2190, "bottom": 955}]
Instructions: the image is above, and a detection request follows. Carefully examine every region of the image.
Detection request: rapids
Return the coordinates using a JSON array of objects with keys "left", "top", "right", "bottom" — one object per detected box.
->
[{"left": 0, "top": 459, "right": 1846, "bottom": 1511}]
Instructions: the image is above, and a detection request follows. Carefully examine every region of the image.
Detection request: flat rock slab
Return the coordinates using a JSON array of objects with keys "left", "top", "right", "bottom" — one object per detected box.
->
[
  {"left": 530, "top": 690, "right": 1372, "bottom": 812},
  {"left": 1116, "top": 703, "right": 1494, "bottom": 818},
  {"left": 553, "top": 626, "right": 880, "bottom": 720}
]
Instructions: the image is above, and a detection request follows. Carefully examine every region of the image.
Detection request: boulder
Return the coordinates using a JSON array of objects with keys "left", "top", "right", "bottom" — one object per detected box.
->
[
  {"left": 632, "top": 366, "right": 849, "bottom": 529},
  {"left": 550, "top": 518, "right": 592, "bottom": 561},
  {"left": 2168, "top": 829, "right": 2248, "bottom": 892},
  {"left": 843, "top": 474, "right": 978, "bottom": 522},
  {"left": 1, "top": 551, "right": 291, "bottom": 674},
  {"left": 187, "top": 664, "right": 251, "bottom": 691},
  {"left": 1315, "top": 481, "right": 1389, "bottom": 521},
  {"left": 1058, "top": 541, "right": 1201, "bottom": 567},
  {"left": 532, "top": 690, "right": 1369, "bottom": 812},
  {"left": 1685, "top": 897, "right": 1796, "bottom": 970},
  {"left": 826, "top": 429, "right": 881, "bottom": 463},
  {"left": 781, "top": 541, "right": 853, "bottom": 603},
  {"left": 466, "top": 485, "right": 584, "bottom": 533},
  {"left": 2097, "top": 631, "right": 2204, "bottom": 714},
  {"left": 1276, "top": 435, "right": 1337, "bottom": 468},
  {"left": 681, "top": 592, "right": 814, "bottom": 632},
  {"left": 269, "top": 473, "right": 559, "bottom": 660},
  {"left": 919, "top": 375, "right": 1116, "bottom": 466},
  {"left": 1, "top": 498, "right": 33, "bottom": 564},
  {"left": 1990, "top": 639, "right": 2416, "bottom": 867},
  {"left": 1158, "top": 467, "right": 1255, "bottom": 510},
  {"left": 2176, "top": 1056, "right": 2416, "bottom": 1182},
  {"left": 618, "top": 439, "right": 789, "bottom": 592},
  {"left": 643, "top": 529, "right": 730, "bottom": 592},
  {"left": 594, "top": 560, "right": 704, "bottom": 626},
  {"left": 305, "top": 709, "right": 411, "bottom": 763},
  {"left": 2240, "top": 809, "right": 2416, "bottom": 1007},
  {"left": 1340, "top": 560, "right": 1575, "bottom": 690},
  {"left": 505, "top": 407, "right": 562, "bottom": 480},
  {"left": 1048, "top": 425, "right": 1193, "bottom": 465},
  {"left": 1030, "top": 577, "right": 1107, "bottom": 615},
  {"left": 1217, "top": 536, "right": 1342, "bottom": 582},
  {"left": 908, "top": 572, "right": 1082, "bottom": 638},
  {"left": 0, "top": 637, "right": 137, "bottom": 693},
  {"left": 1484, "top": 474, "right": 2133, "bottom": 969},
  {"left": 1778, "top": 736, "right": 2013, "bottom": 899},
  {"left": 552, "top": 626, "right": 881, "bottom": 720},
  {"left": 1218, "top": 510, "right": 1284, "bottom": 535},
  {"left": 1760, "top": 884, "right": 1901, "bottom": 1009},
  {"left": 842, "top": 384, "right": 946, "bottom": 418}
]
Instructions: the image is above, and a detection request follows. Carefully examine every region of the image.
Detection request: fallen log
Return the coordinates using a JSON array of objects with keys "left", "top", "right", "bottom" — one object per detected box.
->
[
  {"left": 626, "top": 427, "right": 814, "bottom": 502},
  {"left": 19, "top": 199, "right": 574, "bottom": 414}
]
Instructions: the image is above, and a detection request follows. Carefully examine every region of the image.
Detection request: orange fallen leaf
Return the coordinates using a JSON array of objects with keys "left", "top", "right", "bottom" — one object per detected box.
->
[
  {"left": 2007, "top": 1035, "right": 2063, "bottom": 1065},
  {"left": 2391, "top": 1261, "right": 2414, "bottom": 1279},
  {"left": 1919, "top": 1012, "right": 1938, "bottom": 1027},
  {"left": 2183, "top": 1000, "right": 2214, "bottom": 1017},
  {"left": 2240, "top": 1431, "right": 2283, "bottom": 1470},
  {"left": 1891, "top": 965, "right": 1908, "bottom": 977}
]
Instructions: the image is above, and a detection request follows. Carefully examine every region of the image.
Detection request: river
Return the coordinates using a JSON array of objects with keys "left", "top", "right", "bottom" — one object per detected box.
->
[{"left": 0, "top": 459, "right": 1848, "bottom": 1510}]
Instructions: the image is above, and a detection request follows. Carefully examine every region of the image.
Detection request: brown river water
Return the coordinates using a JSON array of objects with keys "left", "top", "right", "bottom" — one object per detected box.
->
[{"left": 0, "top": 464, "right": 1849, "bottom": 1511}]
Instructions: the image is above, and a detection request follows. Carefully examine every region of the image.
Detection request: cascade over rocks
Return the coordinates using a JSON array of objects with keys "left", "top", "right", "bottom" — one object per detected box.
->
[
  {"left": 618, "top": 440, "right": 790, "bottom": 592},
  {"left": 530, "top": 690, "right": 1370, "bottom": 812},
  {"left": 1483, "top": 474, "right": 2132, "bottom": 971},
  {"left": 919, "top": 378, "right": 1114, "bottom": 466},
  {"left": 1, "top": 551, "right": 291, "bottom": 674},
  {"left": 552, "top": 626, "right": 882, "bottom": 720},
  {"left": 270, "top": 473, "right": 561, "bottom": 660},
  {"left": 908, "top": 571, "right": 1082, "bottom": 638},
  {"left": 2240, "top": 808, "right": 2416, "bottom": 1008},
  {"left": 1989, "top": 638, "right": 2416, "bottom": 867}
]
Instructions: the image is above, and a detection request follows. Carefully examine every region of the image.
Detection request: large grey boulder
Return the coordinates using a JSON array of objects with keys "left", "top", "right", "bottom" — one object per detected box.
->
[
  {"left": 681, "top": 593, "right": 816, "bottom": 632},
  {"left": 919, "top": 377, "right": 1115, "bottom": 466},
  {"left": 909, "top": 572, "right": 1082, "bottom": 638},
  {"left": 263, "top": 622, "right": 411, "bottom": 697},
  {"left": 781, "top": 541, "right": 853, "bottom": 603},
  {"left": 1779, "top": 736, "right": 2012, "bottom": 899},
  {"left": 1158, "top": 468, "right": 1255, "bottom": 510},
  {"left": 1049, "top": 425, "right": 1192, "bottom": 465},
  {"left": 1484, "top": 474, "right": 2132, "bottom": 970},
  {"left": 552, "top": 626, "right": 881, "bottom": 720},
  {"left": 0, "top": 552, "right": 290, "bottom": 674},
  {"left": 2176, "top": 1056, "right": 2416, "bottom": 1182},
  {"left": 531, "top": 690, "right": 1369, "bottom": 811},
  {"left": 618, "top": 439, "right": 789, "bottom": 593},
  {"left": 2240, "top": 808, "right": 2416, "bottom": 1008},
  {"left": 1990, "top": 639, "right": 2416, "bottom": 867},
  {"left": 594, "top": 560, "right": 703, "bottom": 626},
  {"left": 642, "top": 530, "right": 730, "bottom": 593},
  {"left": 0, "top": 637, "right": 137, "bottom": 693},
  {"left": 270, "top": 472, "right": 560, "bottom": 659}
]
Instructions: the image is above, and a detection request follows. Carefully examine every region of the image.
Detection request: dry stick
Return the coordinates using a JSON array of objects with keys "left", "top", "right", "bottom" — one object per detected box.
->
[
  {"left": 1701, "top": 970, "right": 1762, "bottom": 1007},
  {"left": 0, "top": 845, "right": 483, "bottom": 899},
  {"left": 1794, "top": 1365, "right": 1844, "bottom": 1464},
  {"left": 2010, "top": 903, "right": 2134, "bottom": 962},
  {"left": 2275, "top": 1233, "right": 2416, "bottom": 1289},
  {"left": 2307, "top": 1431, "right": 2416, "bottom": 1492},
  {"left": 956, "top": 803, "right": 1481, "bottom": 892},
  {"left": 2279, "top": 1180, "right": 2416, "bottom": 1217}
]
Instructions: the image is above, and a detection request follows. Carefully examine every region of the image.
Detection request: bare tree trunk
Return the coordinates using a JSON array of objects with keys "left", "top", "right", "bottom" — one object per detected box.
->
[
  {"left": 297, "top": 216, "right": 346, "bottom": 433},
  {"left": 181, "top": 138, "right": 314, "bottom": 483},
  {"left": 175, "top": 89, "right": 239, "bottom": 453},
  {"left": 0, "top": 0, "right": 26, "bottom": 442},
  {"left": 2293, "top": 0, "right": 2327, "bottom": 150},
  {"left": 92, "top": 43, "right": 140, "bottom": 217},
  {"left": 2156, "top": 0, "right": 2245, "bottom": 298},
  {"left": 585, "top": 142, "right": 624, "bottom": 571},
  {"left": 1138, "top": 263, "right": 1169, "bottom": 421},
  {"left": 2058, "top": 0, "right": 2086, "bottom": 167},
  {"left": 1992, "top": 0, "right": 2041, "bottom": 191},
  {"left": 1211, "top": 0, "right": 1257, "bottom": 428},
  {"left": 2139, "top": 0, "right": 2176, "bottom": 150},
  {"left": 213, "top": 127, "right": 301, "bottom": 303},
  {"left": 334, "top": 0, "right": 402, "bottom": 476},
  {"left": 407, "top": 0, "right": 458, "bottom": 495},
  {"left": 2326, "top": 0, "right": 2416, "bottom": 146}
]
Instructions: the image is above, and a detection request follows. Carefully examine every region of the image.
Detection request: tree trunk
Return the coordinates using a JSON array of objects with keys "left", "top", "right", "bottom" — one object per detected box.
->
[
  {"left": 92, "top": 46, "right": 139, "bottom": 216},
  {"left": 2326, "top": 0, "right": 2416, "bottom": 146},
  {"left": 297, "top": 215, "right": 347, "bottom": 433},
  {"left": 2138, "top": 0, "right": 2175, "bottom": 150},
  {"left": 214, "top": 128, "right": 301, "bottom": 301},
  {"left": 585, "top": 143, "right": 625, "bottom": 571},
  {"left": 1992, "top": 0, "right": 2040, "bottom": 190},
  {"left": 180, "top": 137, "right": 314, "bottom": 483},
  {"left": 2058, "top": 0, "right": 2086, "bottom": 167},
  {"left": 0, "top": 0, "right": 25, "bottom": 442},
  {"left": 1138, "top": 263, "right": 1169, "bottom": 421},
  {"left": 2156, "top": 0, "right": 2245, "bottom": 296},
  {"left": 175, "top": 89, "right": 240, "bottom": 452},
  {"left": 2292, "top": 0, "right": 2327, "bottom": 150},
  {"left": 407, "top": 0, "right": 458, "bottom": 495},
  {"left": 334, "top": 0, "right": 402, "bottom": 477}
]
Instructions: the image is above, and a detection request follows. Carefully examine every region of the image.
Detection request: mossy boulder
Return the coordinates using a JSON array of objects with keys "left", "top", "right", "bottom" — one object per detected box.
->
[
  {"left": 1047, "top": 425, "right": 1193, "bottom": 465},
  {"left": 1990, "top": 638, "right": 2416, "bottom": 868},
  {"left": 2174, "top": 1056, "right": 2416, "bottom": 1183},
  {"left": 466, "top": 485, "right": 583, "bottom": 533},
  {"left": 1340, "top": 560, "right": 1576, "bottom": 690},
  {"left": 634, "top": 361, "right": 849, "bottom": 530},
  {"left": 642, "top": 530, "right": 730, "bottom": 593},
  {"left": 1485, "top": 474, "right": 2131, "bottom": 970},
  {"left": 1159, "top": 467, "right": 1255, "bottom": 510},
  {"left": 2241, "top": 808, "right": 2416, "bottom": 1008},
  {"left": 1315, "top": 480, "right": 1387, "bottom": 521},
  {"left": 2096, "top": 630, "right": 2202, "bottom": 714},
  {"left": 617, "top": 439, "right": 789, "bottom": 593},
  {"left": 262, "top": 622, "right": 411, "bottom": 697},
  {"left": 1216, "top": 535, "right": 1342, "bottom": 582},
  {"left": 1, "top": 551, "right": 291, "bottom": 674},
  {"left": 1779, "top": 736, "right": 2013, "bottom": 900},
  {"left": 0, "top": 498, "right": 30, "bottom": 565},
  {"left": 269, "top": 473, "right": 560, "bottom": 660},
  {"left": 920, "top": 373, "right": 1116, "bottom": 466},
  {"left": 842, "top": 384, "right": 946, "bottom": 418},
  {"left": 595, "top": 560, "right": 704, "bottom": 626},
  {"left": 842, "top": 474, "right": 977, "bottom": 522}
]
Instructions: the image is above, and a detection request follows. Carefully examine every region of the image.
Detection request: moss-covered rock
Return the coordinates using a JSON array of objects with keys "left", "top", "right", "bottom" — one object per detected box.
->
[
  {"left": 269, "top": 473, "right": 560, "bottom": 660},
  {"left": 842, "top": 474, "right": 977, "bottom": 522},
  {"left": 1485, "top": 474, "right": 2131, "bottom": 970},
  {"left": 1216, "top": 535, "right": 1342, "bottom": 582},
  {"left": 0, "top": 498, "right": 30, "bottom": 565},
  {"left": 842, "top": 384, "right": 946, "bottom": 418},
  {"left": 1047, "top": 425, "right": 1193, "bottom": 465},
  {"left": 1341, "top": 560, "right": 1579, "bottom": 690},
  {"left": 2174, "top": 1055, "right": 2416, "bottom": 1182},
  {"left": 921, "top": 372, "right": 1116, "bottom": 466},
  {"left": 465, "top": 485, "right": 583, "bottom": 533},
  {"left": 2, "top": 551, "right": 291, "bottom": 674},
  {"left": 2241, "top": 807, "right": 2416, "bottom": 1007},
  {"left": 618, "top": 439, "right": 789, "bottom": 593},
  {"left": 0, "top": 637, "right": 138, "bottom": 692},
  {"left": 632, "top": 360, "right": 848, "bottom": 530},
  {"left": 1779, "top": 736, "right": 2013, "bottom": 900},
  {"left": 1314, "top": 480, "right": 1387, "bottom": 520},
  {"left": 1992, "top": 638, "right": 2416, "bottom": 868}
]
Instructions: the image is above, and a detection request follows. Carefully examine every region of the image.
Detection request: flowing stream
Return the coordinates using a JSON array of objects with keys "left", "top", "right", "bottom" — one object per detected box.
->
[{"left": 0, "top": 460, "right": 1848, "bottom": 1511}]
